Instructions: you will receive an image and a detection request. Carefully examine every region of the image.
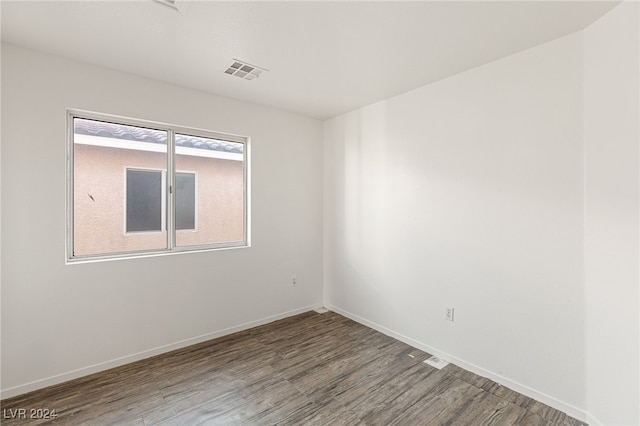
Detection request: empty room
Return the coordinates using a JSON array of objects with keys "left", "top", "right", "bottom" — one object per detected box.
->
[{"left": 1, "top": 1, "right": 638, "bottom": 425}]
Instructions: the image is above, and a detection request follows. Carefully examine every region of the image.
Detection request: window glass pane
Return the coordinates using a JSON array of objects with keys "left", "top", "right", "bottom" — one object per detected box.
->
[
  {"left": 127, "top": 170, "right": 163, "bottom": 232},
  {"left": 174, "top": 134, "right": 245, "bottom": 247},
  {"left": 176, "top": 172, "right": 196, "bottom": 231},
  {"left": 70, "top": 113, "right": 248, "bottom": 261},
  {"left": 73, "top": 118, "right": 168, "bottom": 256}
]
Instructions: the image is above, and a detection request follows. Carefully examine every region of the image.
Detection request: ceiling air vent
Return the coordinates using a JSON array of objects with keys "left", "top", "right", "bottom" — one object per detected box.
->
[{"left": 224, "top": 59, "right": 268, "bottom": 81}]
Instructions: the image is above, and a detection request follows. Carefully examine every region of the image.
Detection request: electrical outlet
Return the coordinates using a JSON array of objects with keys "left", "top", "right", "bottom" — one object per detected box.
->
[
  {"left": 445, "top": 307, "right": 454, "bottom": 321},
  {"left": 292, "top": 276, "right": 297, "bottom": 287}
]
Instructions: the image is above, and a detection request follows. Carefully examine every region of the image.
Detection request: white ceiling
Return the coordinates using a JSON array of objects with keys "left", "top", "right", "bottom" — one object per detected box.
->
[{"left": 1, "top": 1, "right": 619, "bottom": 120}]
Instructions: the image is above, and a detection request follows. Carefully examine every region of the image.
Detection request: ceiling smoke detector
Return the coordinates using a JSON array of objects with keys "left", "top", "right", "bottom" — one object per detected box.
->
[{"left": 224, "top": 59, "right": 268, "bottom": 81}]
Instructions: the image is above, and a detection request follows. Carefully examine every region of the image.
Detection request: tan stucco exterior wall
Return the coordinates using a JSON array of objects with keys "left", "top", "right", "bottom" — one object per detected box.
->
[{"left": 73, "top": 144, "right": 244, "bottom": 256}]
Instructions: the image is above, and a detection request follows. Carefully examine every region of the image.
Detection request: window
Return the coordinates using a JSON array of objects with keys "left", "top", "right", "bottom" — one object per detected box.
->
[
  {"left": 126, "top": 169, "right": 164, "bottom": 233},
  {"left": 125, "top": 169, "right": 195, "bottom": 233},
  {"left": 67, "top": 111, "right": 249, "bottom": 261},
  {"left": 175, "top": 172, "right": 196, "bottom": 231}
]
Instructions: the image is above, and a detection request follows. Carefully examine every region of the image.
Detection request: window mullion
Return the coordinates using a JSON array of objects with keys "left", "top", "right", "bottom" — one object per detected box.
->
[{"left": 167, "top": 129, "right": 176, "bottom": 250}]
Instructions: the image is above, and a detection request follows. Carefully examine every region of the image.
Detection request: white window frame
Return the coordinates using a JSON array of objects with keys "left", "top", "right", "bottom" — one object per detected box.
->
[{"left": 66, "top": 109, "right": 250, "bottom": 263}]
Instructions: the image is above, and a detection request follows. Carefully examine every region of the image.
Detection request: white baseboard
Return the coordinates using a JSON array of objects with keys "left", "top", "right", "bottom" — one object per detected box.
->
[
  {"left": 1, "top": 304, "right": 322, "bottom": 400},
  {"left": 326, "top": 304, "right": 590, "bottom": 424}
]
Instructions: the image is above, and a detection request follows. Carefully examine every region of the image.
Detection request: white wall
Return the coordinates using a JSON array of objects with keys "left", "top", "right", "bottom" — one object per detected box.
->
[
  {"left": 324, "top": 32, "right": 586, "bottom": 417},
  {"left": 584, "top": 2, "right": 640, "bottom": 425},
  {"left": 324, "top": 3, "right": 640, "bottom": 423},
  {"left": 0, "top": 44, "right": 324, "bottom": 398}
]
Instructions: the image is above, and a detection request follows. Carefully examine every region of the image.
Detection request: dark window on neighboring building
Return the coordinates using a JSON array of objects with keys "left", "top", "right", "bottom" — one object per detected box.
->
[
  {"left": 176, "top": 172, "right": 196, "bottom": 231},
  {"left": 126, "top": 169, "right": 164, "bottom": 233}
]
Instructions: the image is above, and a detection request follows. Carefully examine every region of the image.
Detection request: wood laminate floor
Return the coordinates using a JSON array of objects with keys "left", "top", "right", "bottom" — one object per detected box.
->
[{"left": 1, "top": 311, "right": 586, "bottom": 426}]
